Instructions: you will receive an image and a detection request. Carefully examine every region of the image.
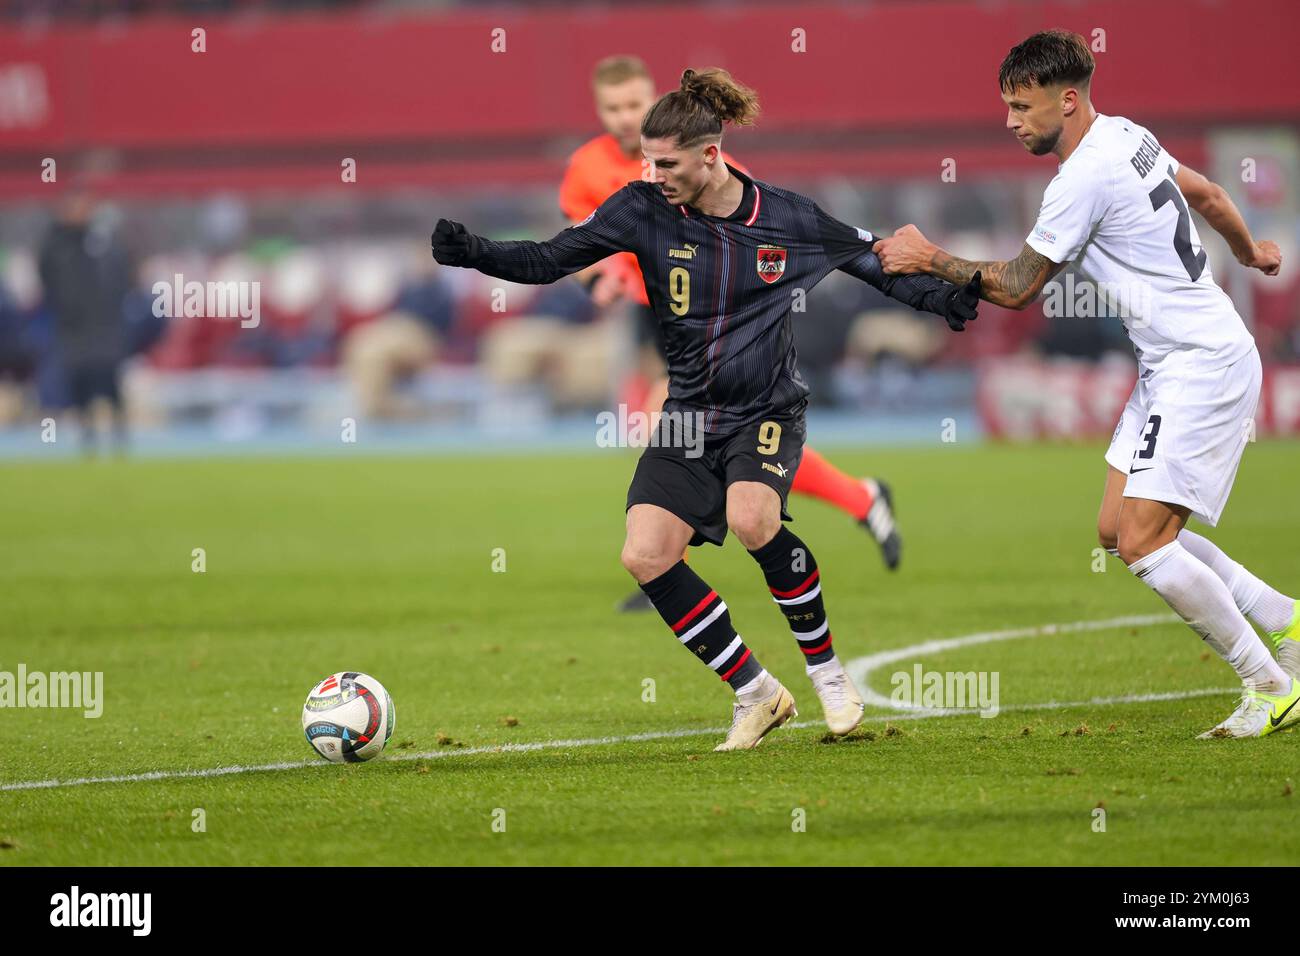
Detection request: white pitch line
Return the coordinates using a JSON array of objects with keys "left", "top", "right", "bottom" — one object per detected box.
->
[
  {"left": 0, "top": 613, "right": 1232, "bottom": 794},
  {"left": 846, "top": 611, "right": 1186, "bottom": 713}
]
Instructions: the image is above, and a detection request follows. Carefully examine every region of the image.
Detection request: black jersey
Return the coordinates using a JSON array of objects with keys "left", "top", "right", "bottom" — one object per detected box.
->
[{"left": 463, "top": 163, "right": 960, "bottom": 434}]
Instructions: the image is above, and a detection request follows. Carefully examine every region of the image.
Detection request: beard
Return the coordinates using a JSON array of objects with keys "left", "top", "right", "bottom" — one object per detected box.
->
[{"left": 1027, "top": 125, "right": 1063, "bottom": 156}]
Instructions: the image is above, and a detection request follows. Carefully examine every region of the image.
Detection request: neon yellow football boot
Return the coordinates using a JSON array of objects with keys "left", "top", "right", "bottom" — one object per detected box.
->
[
  {"left": 1268, "top": 604, "right": 1300, "bottom": 681},
  {"left": 1197, "top": 679, "right": 1300, "bottom": 739}
]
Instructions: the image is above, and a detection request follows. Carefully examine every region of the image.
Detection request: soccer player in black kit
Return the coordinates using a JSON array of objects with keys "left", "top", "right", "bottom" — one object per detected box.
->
[{"left": 432, "top": 68, "right": 980, "bottom": 751}]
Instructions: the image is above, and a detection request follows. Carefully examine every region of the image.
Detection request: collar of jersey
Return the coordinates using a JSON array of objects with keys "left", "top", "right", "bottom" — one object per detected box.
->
[
  {"left": 1058, "top": 112, "right": 1107, "bottom": 171},
  {"left": 677, "top": 163, "right": 760, "bottom": 225}
]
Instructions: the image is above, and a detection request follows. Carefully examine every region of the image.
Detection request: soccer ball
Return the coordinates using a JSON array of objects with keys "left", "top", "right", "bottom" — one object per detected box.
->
[{"left": 302, "top": 672, "right": 395, "bottom": 763}]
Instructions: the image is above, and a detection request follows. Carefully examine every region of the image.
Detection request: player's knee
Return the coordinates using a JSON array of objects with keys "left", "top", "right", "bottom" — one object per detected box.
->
[
  {"left": 620, "top": 539, "right": 673, "bottom": 584},
  {"left": 1116, "top": 528, "right": 1159, "bottom": 567},
  {"left": 1097, "top": 521, "right": 1119, "bottom": 554},
  {"left": 727, "top": 507, "right": 779, "bottom": 551}
]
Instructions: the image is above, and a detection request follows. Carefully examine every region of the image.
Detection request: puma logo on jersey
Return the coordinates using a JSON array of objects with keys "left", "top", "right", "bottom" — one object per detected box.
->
[
  {"left": 668, "top": 243, "right": 698, "bottom": 260},
  {"left": 761, "top": 461, "right": 789, "bottom": 478}
]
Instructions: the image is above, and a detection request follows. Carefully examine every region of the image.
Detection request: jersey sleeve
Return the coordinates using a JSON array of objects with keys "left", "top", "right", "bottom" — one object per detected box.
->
[
  {"left": 1025, "top": 156, "right": 1112, "bottom": 264},
  {"left": 816, "top": 204, "right": 958, "bottom": 317},
  {"left": 470, "top": 185, "right": 640, "bottom": 284}
]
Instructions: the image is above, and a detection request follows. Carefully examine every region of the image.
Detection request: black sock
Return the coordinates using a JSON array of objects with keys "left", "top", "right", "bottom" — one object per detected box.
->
[
  {"left": 639, "top": 560, "right": 764, "bottom": 690},
  {"left": 749, "top": 526, "right": 835, "bottom": 666}
]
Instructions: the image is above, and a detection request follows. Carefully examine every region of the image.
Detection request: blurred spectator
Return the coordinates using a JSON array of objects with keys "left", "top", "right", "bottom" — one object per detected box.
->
[
  {"left": 341, "top": 311, "right": 439, "bottom": 419},
  {"left": 37, "top": 188, "right": 133, "bottom": 452},
  {"left": 0, "top": 271, "right": 32, "bottom": 424}
]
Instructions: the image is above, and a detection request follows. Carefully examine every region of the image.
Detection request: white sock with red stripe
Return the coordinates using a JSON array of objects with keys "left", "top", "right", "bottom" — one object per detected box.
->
[{"left": 734, "top": 670, "right": 776, "bottom": 704}]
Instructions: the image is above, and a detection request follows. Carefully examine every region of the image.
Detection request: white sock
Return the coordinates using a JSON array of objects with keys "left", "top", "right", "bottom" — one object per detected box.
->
[
  {"left": 806, "top": 655, "right": 841, "bottom": 677},
  {"left": 735, "top": 669, "right": 771, "bottom": 703},
  {"left": 1128, "top": 540, "right": 1289, "bottom": 693},
  {"left": 1177, "top": 530, "right": 1295, "bottom": 634}
]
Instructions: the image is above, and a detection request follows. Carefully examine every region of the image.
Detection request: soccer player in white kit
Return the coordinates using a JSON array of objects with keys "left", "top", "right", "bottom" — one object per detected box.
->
[{"left": 876, "top": 29, "right": 1300, "bottom": 738}]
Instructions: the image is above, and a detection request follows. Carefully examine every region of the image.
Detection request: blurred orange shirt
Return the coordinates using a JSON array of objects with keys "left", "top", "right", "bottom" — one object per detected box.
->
[{"left": 559, "top": 133, "right": 747, "bottom": 307}]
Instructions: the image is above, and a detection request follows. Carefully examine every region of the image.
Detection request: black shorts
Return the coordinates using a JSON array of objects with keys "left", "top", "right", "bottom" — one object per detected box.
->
[
  {"left": 67, "top": 361, "right": 122, "bottom": 410},
  {"left": 625, "top": 406, "right": 807, "bottom": 547}
]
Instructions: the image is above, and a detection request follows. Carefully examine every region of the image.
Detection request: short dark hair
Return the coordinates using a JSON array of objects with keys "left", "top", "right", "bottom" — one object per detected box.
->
[{"left": 998, "top": 29, "right": 1095, "bottom": 93}]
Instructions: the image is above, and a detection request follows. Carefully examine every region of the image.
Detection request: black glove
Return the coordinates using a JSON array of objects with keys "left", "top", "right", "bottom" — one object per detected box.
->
[
  {"left": 431, "top": 219, "right": 480, "bottom": 266},
  {"left": 941, "top": 270, "right": 981, "bottom": 331}
]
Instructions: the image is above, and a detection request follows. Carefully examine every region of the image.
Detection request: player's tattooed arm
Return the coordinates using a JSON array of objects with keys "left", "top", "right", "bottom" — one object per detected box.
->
[
  {"left": 929, "top": 243, "right": 1061, "bottom": 310},
  {"left": 875, "top": 225, "right": 1064, "bottom": 310}
]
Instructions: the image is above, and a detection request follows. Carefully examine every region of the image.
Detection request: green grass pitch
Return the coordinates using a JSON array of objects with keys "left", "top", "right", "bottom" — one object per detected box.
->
[{"left": 1, "top": 440, "right": 1298, "bottom": 866}]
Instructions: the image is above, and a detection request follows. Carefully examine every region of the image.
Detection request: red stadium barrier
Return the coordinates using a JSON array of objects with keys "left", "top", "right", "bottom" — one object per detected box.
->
[{"left": 1, "top": 0, "right": 1297, "bottom": 196}]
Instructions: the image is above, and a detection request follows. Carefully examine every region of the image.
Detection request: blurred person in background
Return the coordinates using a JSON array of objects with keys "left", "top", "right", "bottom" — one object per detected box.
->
[
  {"left": 342, "top": 311, "right": 440, "bottom": 419},
  {"left": 561, "top": 55, "right": 904, "bottom": 614},
  {"left": 0, "top": 258, "right": 35, "bottom": 425},
  {"left": 479, "top": 275, "right": 618, "bottom": 411},
  {"left": 37, "top": 185, "right": 133, "bottom": 454},
  {"left": 341, "top": 250, "right": 456, "bottom": 419}
]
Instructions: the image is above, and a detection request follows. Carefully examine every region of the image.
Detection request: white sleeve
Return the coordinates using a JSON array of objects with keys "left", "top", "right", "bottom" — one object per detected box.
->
[{"left": 1025, "top": 158, "right": 1112, "bottom": 264}]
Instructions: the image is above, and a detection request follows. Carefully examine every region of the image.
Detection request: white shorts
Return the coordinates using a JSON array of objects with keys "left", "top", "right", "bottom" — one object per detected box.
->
[{"left": 1105, "top": 346, "right": 1261, "bottom": 527}]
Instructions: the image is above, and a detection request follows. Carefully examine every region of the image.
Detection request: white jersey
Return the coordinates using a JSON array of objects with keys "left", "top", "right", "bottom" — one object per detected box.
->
[{"left": 1025, "top": 113, "right": 1254, "bottom": 371}]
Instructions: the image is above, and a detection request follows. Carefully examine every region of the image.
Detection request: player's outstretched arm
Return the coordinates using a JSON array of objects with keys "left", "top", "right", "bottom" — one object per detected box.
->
[
  {"left": 1175, "top": 165, "right": 1281, "bottom": 276},
  {"left": 817, "top": 207, "right": 981, "bottom": 330},
  {"left": 875, "top": 225, "right": 1064, "bottom": 310},
  {"left": 839, "top": 246, "right": 982, "bottom": 331},
  {"left": 431, "top": 188, "right": 638, "bottom": 285}
]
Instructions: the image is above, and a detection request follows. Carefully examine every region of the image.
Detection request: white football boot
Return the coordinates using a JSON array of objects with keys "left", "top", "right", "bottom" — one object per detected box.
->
[
  {"left": 714, "top": 675, "right": 797, "bottom": 752},
  {"left": 1196, "top": 680, "right": 1300, "bottom": 739},
  {"left": 810, "top": 659, "right": 866, "bottom": 736}
]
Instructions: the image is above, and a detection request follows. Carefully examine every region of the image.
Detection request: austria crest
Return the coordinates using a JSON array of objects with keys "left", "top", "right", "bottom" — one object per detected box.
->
[{"left": 756, "top": 245, "right": 787, "bottom": 284}]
